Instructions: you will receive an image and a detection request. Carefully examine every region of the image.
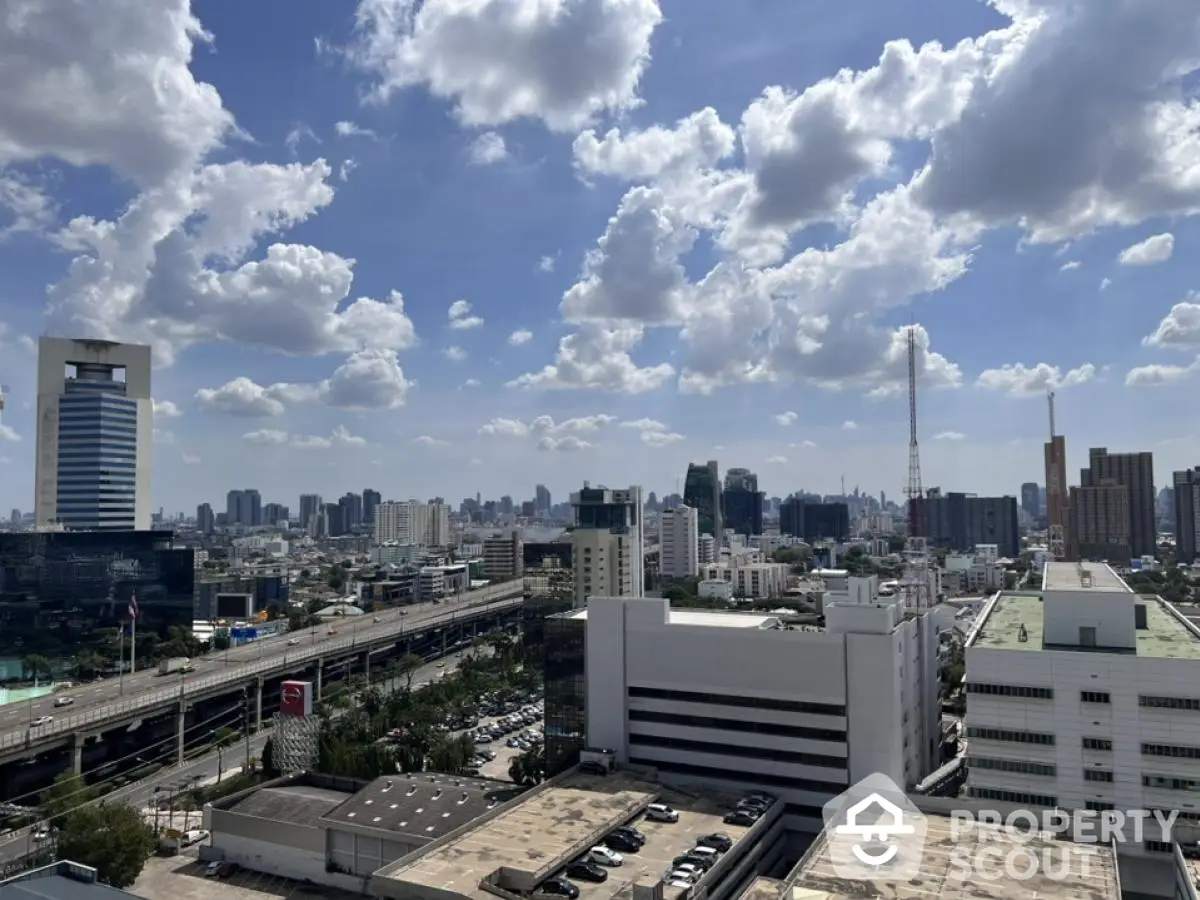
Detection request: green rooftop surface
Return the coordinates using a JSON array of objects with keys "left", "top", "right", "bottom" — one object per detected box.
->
[{"left": 972, "top": 593, "right": 1200, "bottom": 659}]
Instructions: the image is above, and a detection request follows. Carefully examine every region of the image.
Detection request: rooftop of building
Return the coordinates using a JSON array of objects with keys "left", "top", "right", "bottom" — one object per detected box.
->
[
  {"left": 784, "top": 810, "right": 1119, "bottom": 900},
  {"left": 971, "top": 591, "right": 1200, "bottom": 658},
  {"left": 1041, "top": 561, "right": 1131, "bottom": 593},
  {"left": 373, "top": 769, "right": 754, "bottom": 900},
  {"left": 0, "top": 862, "right": 144, "bottom": 900},
  {"left": 562, "top": 606, "right": 782, "bottom": 630},
  {"left": 320, "top": 773, "right": 521, "bottom": 841},
  {"left": 224, "top": 782, "right": 351, "bottom": 823}
]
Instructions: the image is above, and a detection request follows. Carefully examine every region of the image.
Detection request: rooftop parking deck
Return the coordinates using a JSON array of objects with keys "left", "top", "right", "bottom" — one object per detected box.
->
[
  {"left": 791, "top": 812, "right": 1120, "bottom": 900},
  {"left": 372, "top": 771, "right": 756, "bottom": 900}
]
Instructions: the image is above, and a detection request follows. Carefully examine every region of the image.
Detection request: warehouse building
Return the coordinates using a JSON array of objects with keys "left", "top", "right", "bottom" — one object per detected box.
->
[
  {"left": 371, "top": 767, "right": 781, "bottom": 900},
  {"left": 206, "top": 772, "right": 521, "bottom": 893}
]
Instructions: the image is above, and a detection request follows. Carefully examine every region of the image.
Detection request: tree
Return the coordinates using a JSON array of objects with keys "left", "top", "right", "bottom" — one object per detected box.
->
[
  {"left": 22, "top": 653, "right": 53, "bottom": 683},
  {"left": 508, "top": 747, "right": 545, "bottom": 786},
  {"left": 261, "top": 737, "right": 281, "bottom": 777},
  {"left": 73, "top": 649, "right": 107, "bottom": 681},
  {"left": 397, "top": 653, "right": 424, "bottom": 692},
  {"left": 56, "top": 802, "right": 156, "bottom": 889},
  {"left": 212, "top": 633, "right": 231, "bottom": 652},
  {"left": 288, "top": 614, "right": 306, "bottom": 633},
  {"left": 328, "top": 569, "right": 346, "bottom": 593},
  {"left": 42, "top": 771, "right": 97, "bottom": 827}
]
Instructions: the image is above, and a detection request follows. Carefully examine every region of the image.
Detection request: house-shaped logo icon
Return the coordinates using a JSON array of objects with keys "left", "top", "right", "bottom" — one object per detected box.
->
[
  {"left": 821, "top": 772, "right": 927, "bottom": 881},
  {"left": 834, "top": 792, "right": 915, "bottom": 866}
]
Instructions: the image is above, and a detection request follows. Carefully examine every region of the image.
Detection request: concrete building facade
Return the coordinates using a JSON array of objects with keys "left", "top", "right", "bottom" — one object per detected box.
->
[
  {"left": 574, "top": 591, "right": 940, "bottom": 831},
  {"left": 964, "top": 561, "right": 1200, "bottom": 858},
  {"left": 659, "top": 504, "right": 699, "bottom": 579},
  {"left": 569, "top": 485, "right": 644, "bottom": 605}
]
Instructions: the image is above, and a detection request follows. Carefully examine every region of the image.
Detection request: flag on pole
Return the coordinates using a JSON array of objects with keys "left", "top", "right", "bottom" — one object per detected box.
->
[{"left": 128, "top": 592, "right": 139, "bottom": 620}]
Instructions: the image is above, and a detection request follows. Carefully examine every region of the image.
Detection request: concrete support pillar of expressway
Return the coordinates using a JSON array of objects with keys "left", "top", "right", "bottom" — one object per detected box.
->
[
  {"left": 70, "top": 733, "right": 84, "bottom": 775},
  {"left": 315, "top": 659, "right": 323, "bottom": 700},
  {"left": 176, "top": 703, "right": 186, "bottom": 765},
  {"left": 255, "top": 677, "right": 264, "bottom": 731}
]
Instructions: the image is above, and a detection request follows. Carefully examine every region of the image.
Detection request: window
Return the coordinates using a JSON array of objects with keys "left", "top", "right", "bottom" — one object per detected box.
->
[
  {"left": 1144, "top": 840, "right": 1173, "bottom": 854},
  {"left": 1079, "top": 626, "right": 1097, "bottom": 647},
  {"left": 966, "top": 726, "right": 1055, "bottom": 745},
  {"left": 1080, "top": 690, "right": 1110, "bottom": 704},
  {"left": 1139, "top": 695, "right": 1200, "bottom": 711},
  {"left": 1143, "top": 775, "right": 1200, "bottom": 792},
  {"left": 1085, "top": 802, "right": 1115, "bottom": 813},
  {"left": 967, "top": 682, "right": 1053, "bottom": 700},
  {"left": 969, "top": 757, "right": 1055, "bottom": 777},
  {"left": 628, "top": 731, "right": 847, "bottom": 769},
  {"left": 1082, "top": 737, "right": 1112, "bottom": 751},
  {"left": 628, "top": 709, "right": 844, "bottom": 743},
  {"left": 628, "top": 757, "right": 845, "bottom": 794},
  {"left": 1142, "top": 743, "right": 1200, "bottom": 760},
  {"left": 969, "top": 787, "right": 1056, "bottom": 807},
  {"left": 1083, "top": 769, "right": 1113, "bottom": 783},
  {"left": 627, "top": 685, "right": 845, "bottom": 717}
]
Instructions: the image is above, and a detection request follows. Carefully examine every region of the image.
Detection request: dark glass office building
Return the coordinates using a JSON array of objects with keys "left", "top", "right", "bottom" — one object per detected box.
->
[
  {"left": 543, "top": 610, "right": 586, "bottom": 776},
  {"left": 0, "top": 531, "right": 195, "bottom": 679}
]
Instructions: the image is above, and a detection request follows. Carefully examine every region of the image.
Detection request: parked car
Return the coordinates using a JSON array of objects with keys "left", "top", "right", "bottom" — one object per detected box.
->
[
  {"left": 539, "top": 877, "right": 579, "bottom": 898},
  {"left": 565, "top": 860, "right": 608, "bottom": 883},
  {"left": 613, "top": 824, "right": 645, "bottom": 845},
  {"left": 218, "top": 862, "right": 239, "bottom": 878},
  {"left": 723, "top": 810, "right": 758, "bottom": 827},
  {"left": 577, "top": 760, "right": 608, "bottom": 776},
  {"left": 645, "top": 803, "right": 679, "bottom": 823},
  {"left": 673, "top": 854, "right": 712, "bottom": 872},
  {"left": 697, "top": 833, "right": 732, "bottom": 852},
  {"left": 587, "top": 846, "right": 623, "bottom": 867},
  {"left": 205, "top": 861, "right": 223, "bottom": 877},
  {"left": 667, "top": 869, "right": 699, "bottom": 885},
  {"left": 604, "top": 832, "right": 641, "bottom": 854}
]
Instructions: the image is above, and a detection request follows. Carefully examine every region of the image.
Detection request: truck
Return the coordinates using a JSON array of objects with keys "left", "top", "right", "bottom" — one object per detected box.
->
[{"left": 158, "top": 657, "right": 193, "bottom": 676}]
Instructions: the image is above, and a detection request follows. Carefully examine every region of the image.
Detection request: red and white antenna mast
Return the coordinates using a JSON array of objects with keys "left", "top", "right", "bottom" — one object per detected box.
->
[{"left": 902, "top": 328, "right": 933, "bottom": 610}]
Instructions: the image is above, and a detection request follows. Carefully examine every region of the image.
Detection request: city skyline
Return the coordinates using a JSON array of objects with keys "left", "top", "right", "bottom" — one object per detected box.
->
[{"left": 1, "top": 2, "right": 1199, "bottom": 512}]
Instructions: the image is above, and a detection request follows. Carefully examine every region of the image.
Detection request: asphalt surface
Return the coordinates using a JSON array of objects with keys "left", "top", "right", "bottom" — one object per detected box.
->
[
  {"left": 0, "top": 584, "right": 519, "bottom": 741},
  {"left": 0, "top": 651, "right": 468, "bottom": 866}
]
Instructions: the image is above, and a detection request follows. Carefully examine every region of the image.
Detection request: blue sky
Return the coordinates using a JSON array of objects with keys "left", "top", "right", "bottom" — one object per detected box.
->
[{"left": 1, "top": 0, "right": 1199, "bottom": 515}]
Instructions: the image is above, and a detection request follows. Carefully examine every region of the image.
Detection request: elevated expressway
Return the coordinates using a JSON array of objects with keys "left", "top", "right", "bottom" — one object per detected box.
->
[{"left": 0, "top": 583, "right": 524, "bottom": 772}]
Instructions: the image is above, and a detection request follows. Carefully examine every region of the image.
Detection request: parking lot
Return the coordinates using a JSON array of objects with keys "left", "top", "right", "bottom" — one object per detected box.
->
[
  {"left": 449, "top": 694, "right": 544, "bottom": 782},
  {"left": 135, "top": 852, "right": 359, "bottom": 900}
]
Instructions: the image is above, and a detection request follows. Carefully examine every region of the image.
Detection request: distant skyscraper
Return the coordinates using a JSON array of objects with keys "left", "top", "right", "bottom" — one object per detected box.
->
[
  {"left": 570, "top": 485, "right": 644, "bottom": 603},
  {"left": 535, "top": 484, "right": 551, "bottom": 515},
  {"left": 299, "top": 494, "right": 322, "bottom": 532},
  {"left": 1020, "top": 482, "right": 1040, "bottom": 520},
  {"left": 1174, "top": 468, "right": 1200, "bottom": 564},
  {"left": 362, "top": 489, "right": 381, "bottom": 530},
  {"left": 660, "top": 505, "right": 699, "bottom": 579},
  {"left": 35, "top": 337, "right": 152, "bottom": 531},
  {"left": 196, "top": 503, "right": 214, "bottom": 535},
  {"left": 1081, "top": 447, "right": 1156, "bottom": 559},
  {"left": 723, "top": 468, "right": 764, "bottom": 536},
  {"left": 683, "top": 461, "right": 721, "bottom": 537}
]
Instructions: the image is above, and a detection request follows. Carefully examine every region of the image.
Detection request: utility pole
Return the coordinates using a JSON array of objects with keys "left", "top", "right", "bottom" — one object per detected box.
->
[{"left": 242, "top": 686, "right": 251, "bottom": 771}]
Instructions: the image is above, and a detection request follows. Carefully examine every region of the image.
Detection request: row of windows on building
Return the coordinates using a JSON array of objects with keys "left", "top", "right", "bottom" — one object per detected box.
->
[{"left": 968, "top": 682, "right": 1200, "bottom": 710}]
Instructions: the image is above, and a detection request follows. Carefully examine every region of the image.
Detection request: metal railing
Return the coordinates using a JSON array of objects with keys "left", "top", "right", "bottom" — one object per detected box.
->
[{"left": 0, "top": 583, "right": 523, "bottom": 752}]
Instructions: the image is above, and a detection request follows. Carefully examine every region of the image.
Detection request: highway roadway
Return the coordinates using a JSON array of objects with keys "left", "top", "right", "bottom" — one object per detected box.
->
[
  {"left": 0, "top": 582, "right": 521, "bottom": 746},
  {"left": 0, "top": 649, "right": 471, "bottom": 867}
]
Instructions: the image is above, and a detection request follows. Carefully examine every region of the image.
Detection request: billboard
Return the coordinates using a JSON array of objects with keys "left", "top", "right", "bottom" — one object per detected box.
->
[{"left": 279, "top": 680, "right": 313, "bottom": 717}]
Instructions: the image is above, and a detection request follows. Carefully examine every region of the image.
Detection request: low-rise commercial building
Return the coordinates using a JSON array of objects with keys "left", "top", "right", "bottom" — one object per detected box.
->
[
  {"left": 206, "top": 772, "right": 520, "bottom": 893},
  {"left": 372, "top": 769, "right": 773, "bottom": 900}
]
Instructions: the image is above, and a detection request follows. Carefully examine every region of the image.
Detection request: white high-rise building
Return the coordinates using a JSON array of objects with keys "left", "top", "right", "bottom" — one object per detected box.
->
[
  {"left": 35, "top": 337, "right": 152, "bottom": 531},
  {"left": 374, "top": 500, "right": 451, "bottom": 546},
  {"left": 573, "top": 585, "right": 940, "bottom": 831},
  {"left": 964, "top": 561, "right": 1200, "bottom": 857},
  {"left": 569, "top": 485, "right": 644, "bottom": 605},
  {"left": 659, "top": 504, "right": 699, "bottom": 579}
]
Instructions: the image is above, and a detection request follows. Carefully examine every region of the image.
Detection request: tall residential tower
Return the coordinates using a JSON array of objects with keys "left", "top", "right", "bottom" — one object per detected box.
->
[{"left": 35, "top": 337, "right": 152, "bottom": 531}]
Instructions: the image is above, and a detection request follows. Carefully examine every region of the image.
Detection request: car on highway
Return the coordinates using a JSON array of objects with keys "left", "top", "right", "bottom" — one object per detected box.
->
[
  {"left": 31, "top": 716, "right": 53, "bottom": 727},
  {"left": 53, "top": 697, "right": 74, "bottom": 707},
  {"left": 287, "top": 638, "right": 300, "bottom": 645},
  {"left": 327, "top": 628, "right": 338, "bottom": 635}
]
